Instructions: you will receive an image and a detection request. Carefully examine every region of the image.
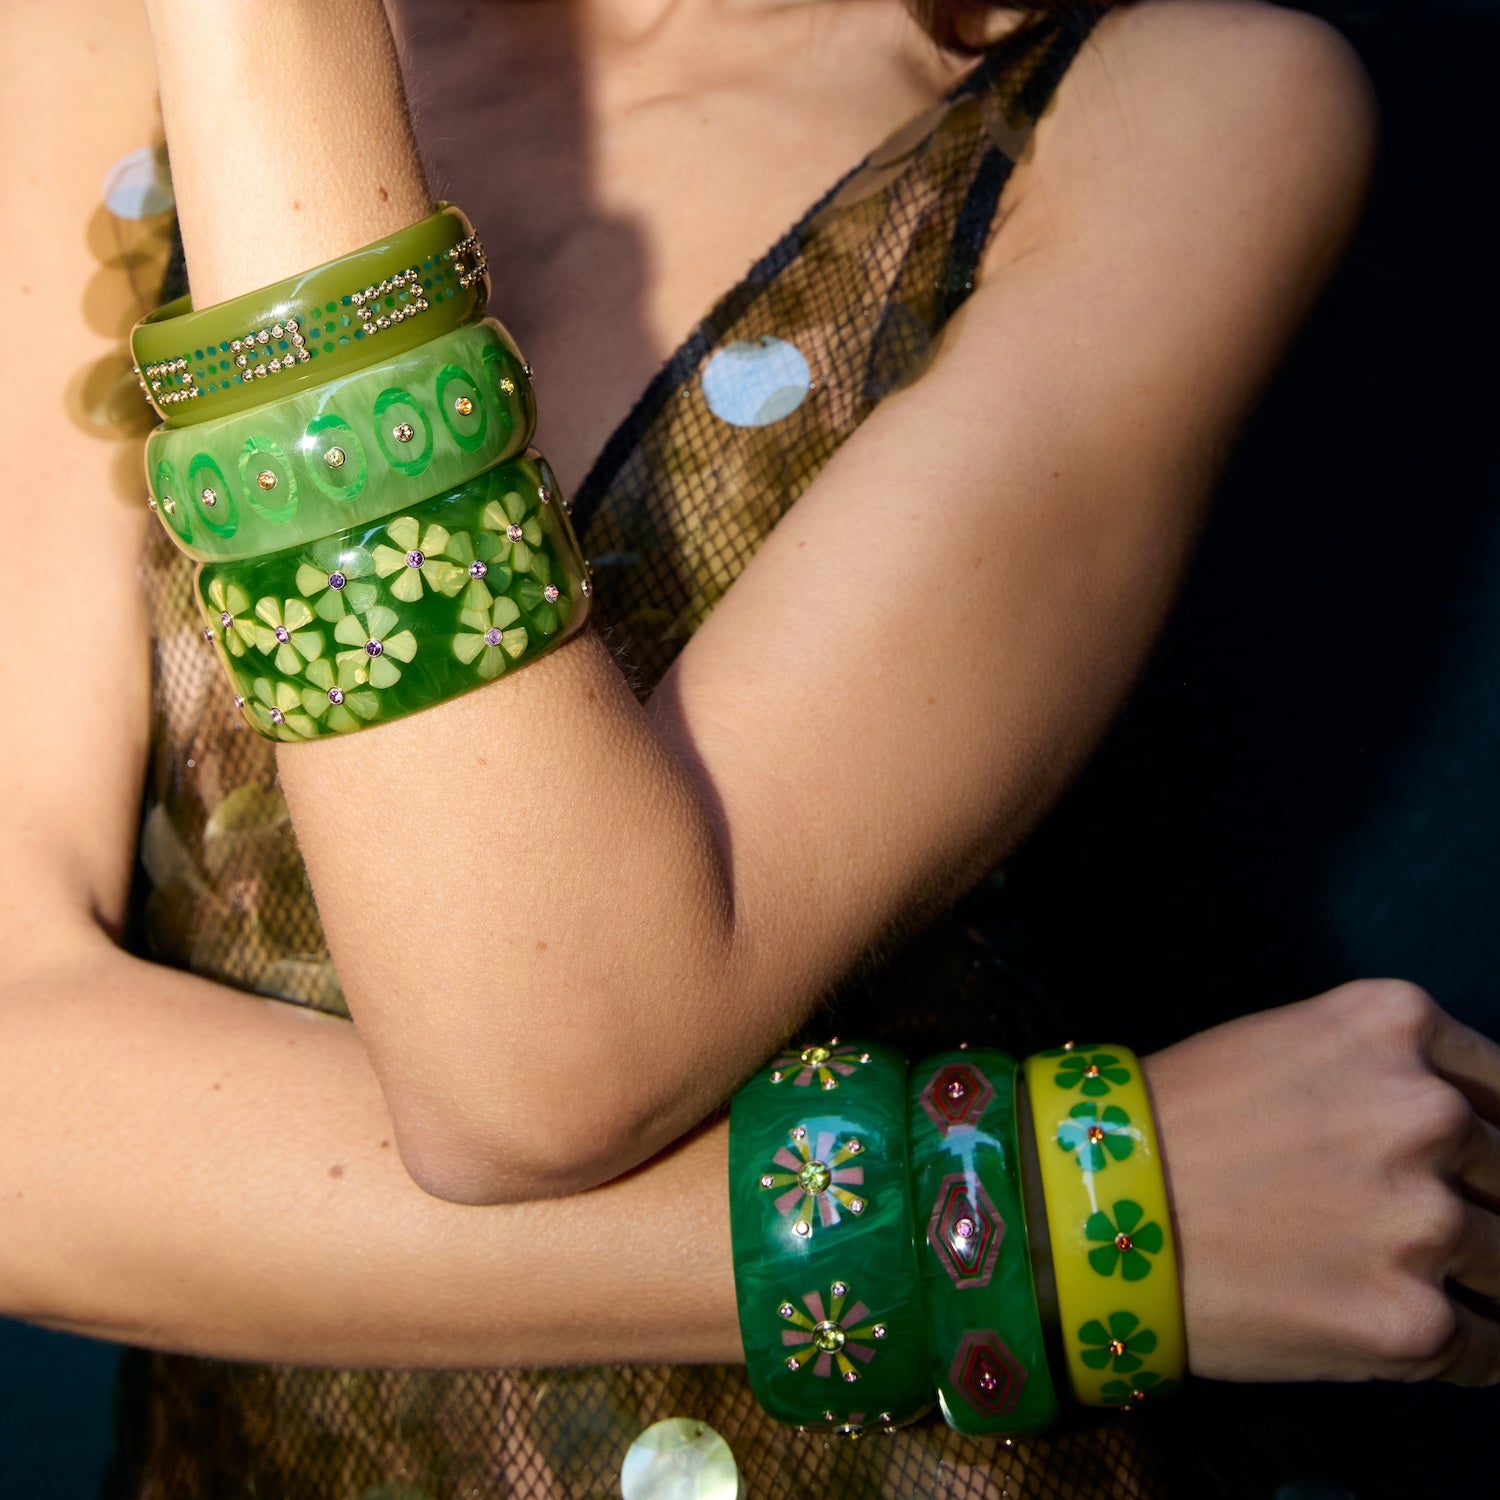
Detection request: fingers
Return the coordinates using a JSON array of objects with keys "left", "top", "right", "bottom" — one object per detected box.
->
[
  {"left": 1455, "top": 1110, "right": 1500, "bottom": 1213},
  {"left": 1428, "top": 1297, "right": 1500, "bottom": 1386},
  {"left": 1427, "top": 1005, "right": 1500, "bottom": 1125},
  {"left": 1450, "top": 1202, "right": 1500, "bottom": 1300}
]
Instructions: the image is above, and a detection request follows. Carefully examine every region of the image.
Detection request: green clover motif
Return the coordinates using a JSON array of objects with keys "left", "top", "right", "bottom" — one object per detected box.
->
[
  {"left": 443, "top": 529, "right": 513, "bottom": 615},
  {"left": 1100, "top": 1371, "right": 1179, "bottom": 1407},
  {"left": 243, "top": 676, "right": 318, "bottom": 742},
  {"left": 301, "top": 658, "right": 381, "bottom": 734},
  {"left": 252, "top": 597, "right": 324, "bottom": 675},
  {"left": 372, "top": 516, "right": 466, "bottom": 604},
  {"left": 206, "top": 577, "right": 257, "bottom": 659},
  {"left": 514, "top": 553, "right": 570, "bottom": 638},
  {"left": 1055, "top": 1050, "right": 1131, "bottom": 1097},
  {"left": 1056, "top": 1102, "right": 1135, "bottom": 1172},
  {"left": 481, "top": 487, "right": 545, "bottom": 574},
  {"left": 1085, "top": 1199, "right": 1164, "bottom": 1281},
  {"left": 1079, "top": 1311, "right": 1157, "bottom": 1373},
  {"left": 295, "top": 539, "right": 379, "bottom": 623},
  {"left": 333, "top": 606, "right": 418, "bottom": 690},
  {"left": 453, "top": 597, "right": 528, "bottom": 680}
]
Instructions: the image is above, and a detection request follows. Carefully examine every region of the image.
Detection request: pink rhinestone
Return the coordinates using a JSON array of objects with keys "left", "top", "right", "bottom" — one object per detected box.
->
[
  {"left": 274, "top": 626, "right": 290, "bottom": 644},
  {"left": 507, "top": 524, "right": 524, "bottom": 543},
  {"left": 945, "top": 1079, "right": 967, "bottom": 1100},
  {"left": 544, "top": 584, "right": 560, "bottom": 603},
  {"left": 954, "top": 1218, "right": 976, "bottom": 1240}
]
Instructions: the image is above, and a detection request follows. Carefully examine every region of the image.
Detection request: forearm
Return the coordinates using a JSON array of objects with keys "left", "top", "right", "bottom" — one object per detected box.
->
[{"left": 0, "top": 935, "right": 738, "bottom": 1367}]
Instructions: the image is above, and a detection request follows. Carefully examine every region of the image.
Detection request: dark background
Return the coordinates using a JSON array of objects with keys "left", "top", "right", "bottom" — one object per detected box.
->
[{"left": 3, "top": 0, "right": 1495, "bottom": 1493}]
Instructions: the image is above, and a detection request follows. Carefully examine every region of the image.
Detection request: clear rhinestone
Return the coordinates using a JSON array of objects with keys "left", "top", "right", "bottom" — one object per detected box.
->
[
  {"left": 544, "top": 584, "right": 560, "bottom": 603},
  {"left": 785, "top": 1357, "right": 799, "bottom": 1371},
  {"left": 453, "top": 395, "right": 474, "bottom": 416},
  {"left": 872, "top": 1324, "right": 887, "bottom": 1339},
  {"left": 778, "top": 1303, "right": 795, "bottom": 1319},
  {"left": 506, "top": 524, "right": 523, "bottom": 542},
  {"left": 200, "top": 487, "right": 217, "bottom": 507},
  {"left": 792, "top": 1221, "right": 811, "bottom": 1238},
  {"left": 236, "top": 354, "right": 249, "bottom": 369},
  {"left": 392, "top": 422, "right": 414, "bottom": 443},
  {"left": 848, "top": 1199, "right": 864, "bottom": 1215},
  {"left": 831, "top": 1282, "right": 847, "bottom": 1298},
  {"left": 163, "top": 497, "right": 176, "bottom": 514},
  {"left": 271, "top": 324, "right": 284, "bottom": 339},
  {"left": 760, "top": 1174, "right": 776, "bottom": 1189},
  {"left": 945, "top": 1079, "right": 967, "bottom": 1100},
  {"left": 484, "top": 627, "right": 503, "bottom": 647},
  {"left": 324, "top": 447, "right": 346, "bottom": 469},
  {"left": 790, "top": 1126, "right": 806, "bottom": 1141},
  {"left": 328, "top": 688, "right": 345, "bottom": 705},
  {"left": 498, "top": 377, "right": 516, "bottom": 395},
  {"left": 147, "top": 497, "right": 158, "bottom": 511},
  {"left": 768, "top": 1070, "right": 784, "bottom": 1083},
  {"left": 581, "top": 579, "right": 593, "bottom": 597},
  {"left": 364, "top": 639, "right": 384, "bottom": 658},
  {"left": 273, "top": 626, "right": 290, "bottom": 644},
  {"left": 405, "top": 549, "right": 425, "bottom": 569},
  {"left": 468, "top": 560, "right": 488, "bottom": 579},
  {"left": 231, "top": 339, "right": 242, "bottom": 353},
  {"left": 286, "top": 319, "right": 298, "bottom": 332},
  {"left": 201, "top": 627, "right": 214, "bottom": 642},
  {"left": 257, "top": 470, "right": 277, "bottom": 490},
  {"left": 846, "top": 1139, "right": 862, "bottom": 1154},
  {"left": 328, "top": 571, "right": 347, "bottom": 590},
  {"left": 842, "top": 1371, "right": 858, "bottom": 1383},
  {"left": 233, "top": 694, "right": 245, "bottom": 708},
  {"left": 256, "top": 330, "right": 269, "bottom": 344}
]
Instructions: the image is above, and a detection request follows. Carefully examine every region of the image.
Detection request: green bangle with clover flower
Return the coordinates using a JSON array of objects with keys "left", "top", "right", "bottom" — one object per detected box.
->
[
  {"left": 197, "top": 452, "right": 590, "bottom": 741},
  {"left": 1021, "top": 1045, "right": 1186, "bottom": 1410},
  {"left": 132, "top": 203, "right": 489, "bottom": 425},
  {"left": 146, "top": 318, "right": 536, "bottom": 561},
  {"left": 728, "top": 1039, "right": 934, "bottom": 1434},
  {"left": 906, "top": 1048, "right": 1061, "bottom": 1434}
]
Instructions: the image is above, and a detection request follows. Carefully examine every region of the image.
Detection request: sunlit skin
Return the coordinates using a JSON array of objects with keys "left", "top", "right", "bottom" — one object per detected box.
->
[{"left": 4, "top": 0, "right": 1500, "bottom": 1396}]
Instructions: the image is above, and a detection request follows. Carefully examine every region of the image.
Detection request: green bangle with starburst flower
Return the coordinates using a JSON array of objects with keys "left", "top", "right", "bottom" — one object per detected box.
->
[
  {"left": 729, "top": 1040, "right": 934, "bottom": 1434},
  {"left": 146, "top": 318, "right": 535, "bottom": 562},
  {"left": 196, "top": 451, "right": 590, "bottom": 741},
  {"left": 1022, "top": 1044, "right": 1186, "bottom": 1410},
  {"left": 907, "top": 1048, "right": 1060, "bottom": 1434}
]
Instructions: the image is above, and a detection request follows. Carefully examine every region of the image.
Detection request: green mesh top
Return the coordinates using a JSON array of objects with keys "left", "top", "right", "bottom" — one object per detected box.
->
[{"left": 121, "top": 9, "right": 1178, "bottom": 1497}]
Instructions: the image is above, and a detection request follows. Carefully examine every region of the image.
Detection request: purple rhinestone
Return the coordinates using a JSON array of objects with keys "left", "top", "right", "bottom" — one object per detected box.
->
[
  {"left": 219, "top": 611, "right": 233, "bottom": 628},
  {"left": 507, "top": 524, "right": 524, "bottom": 542},
  {"left": 328, "top": 688, "right": 345, "bottom": 705},
  {"left": 484, "top": 627, "right": 503, "bottom": 647},
  {"left": 202, "top": 627, "right": 214, "bottom": 642},
  {"left": 977, "top": 1371, "right": 998, "bottom": 1394},
  {"left": 945, "top": 1079, "right": 968, "bottom": 1100},
  {"left": 469, "top": 560, "right": 488, "bottom": 579},
  {"left": 328, "top": 571, "right": 347, "bottom": 590},
  {"left": 539, "top": 485, "right": 552, "bottom": 505},
  {"left": 274, "top": 626, "right": 290, "bottom": 644},
  {"left": 954, "top": 1217, "right": 976, "bottom": 1240},
  {"left": 364, "top": 639, "right": 384, "bottom": 658},
  {"left": 405, "top": 549, "right": 425, "bottom": 569},
  {"left": 544, "top": 584, "right": 560, "bottom": 603},
  {"left": 269, "top": 708, "right": 285, "bottom": 725},
  {"left": 233, "top": 694, "right": 245, "bottom": 709}
]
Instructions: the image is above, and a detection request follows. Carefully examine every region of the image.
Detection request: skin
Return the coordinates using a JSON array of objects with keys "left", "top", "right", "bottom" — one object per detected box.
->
[{"left": 2, "top": 0, "right": 1499, "bottom": 1396}]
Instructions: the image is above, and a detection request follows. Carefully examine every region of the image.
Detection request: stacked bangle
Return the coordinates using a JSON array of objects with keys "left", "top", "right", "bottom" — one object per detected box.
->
[
  {"left": 132, "top": 204, "right": 490, "bottom": 424},
  {"left": 147, "top": 318, "right": 535, "bottom": 559},
  {"left": 196, "top": 452, "right": 591, "bottom": 741},
  {"left": 728, "top": 1041, "right": 933, "bottom": 1434},
  {"left": 907, "top": 1049, "right": 1060, "bottom": 1434},
  {"left": 1022, "top": 1045, "right": 1186, "bottom": 1409}
]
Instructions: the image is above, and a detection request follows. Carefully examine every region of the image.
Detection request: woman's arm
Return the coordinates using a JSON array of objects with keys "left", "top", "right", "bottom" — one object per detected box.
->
[{"left": 144, "top": 0, "right": 1381, "bottom": 1205}]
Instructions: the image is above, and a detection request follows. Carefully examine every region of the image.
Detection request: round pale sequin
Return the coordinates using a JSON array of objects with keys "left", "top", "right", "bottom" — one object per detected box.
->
[
  {"left": 700, "top": 337, "right": 811, "bottom": 428},
  {"left": 101, "top": 144, "right": 175, "bottom": 219},
  {"left": 619, "top": 1418, "right": 741, "bottom": 1500}
]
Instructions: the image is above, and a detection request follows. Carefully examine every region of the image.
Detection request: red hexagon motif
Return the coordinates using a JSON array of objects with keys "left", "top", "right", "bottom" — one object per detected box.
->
[
  {"left": 919, "top": 1062, "right": 995, "bottom": 1132},
  {"left": 926, "top": 1172, "right": 1004, "bottom": 1289},
  {"left": 952, "top": 1330, "right": 1027, "bottom": 1415}
]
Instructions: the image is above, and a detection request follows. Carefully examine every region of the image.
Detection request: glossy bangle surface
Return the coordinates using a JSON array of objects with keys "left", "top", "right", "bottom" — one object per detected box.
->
[
  {"left": 1022, "top": 1045, "right": 1186, "bottom": 1410},
  {"left": 196, "top": 452, "right": 590, "bottom": 741},
  {"left": 132, "top": 204, "right": 489, "bottom": 425},
  {"left": 729, "top": 1040, "right": 933, "bottom": 1434},
  {"left": 147, "top": 319, "right": 535, "bottom": 561},
  {"left": 907, "top": 1049, "right": 1060, "bottom": 1434}
]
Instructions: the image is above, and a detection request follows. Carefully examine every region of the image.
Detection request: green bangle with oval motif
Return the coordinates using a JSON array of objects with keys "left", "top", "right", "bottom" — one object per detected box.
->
[
  {"left": 729, "top": 1039, "right": 934, "bottom": 1434},
  {"left": 131, "top": 203, "right": 489, "bottom": 425},
  {"left": 146, "top": 318, "right": 535, "bottom": 561},
  {"left": 907, "top": 1048, "right": 1061, "bottom": 1434},
  {"left": 195, "top": 451, "right": 590, "bottom": 741},
  {"left": 1022, "top": 1044, "right": 1186, "bottom": 1410}
]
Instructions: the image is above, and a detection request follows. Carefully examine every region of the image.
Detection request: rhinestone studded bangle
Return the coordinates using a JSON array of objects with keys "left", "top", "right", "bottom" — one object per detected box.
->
[
  {"left": 147, "top": 318, "right": 535, "bottom": 561},
  {"left": 132, "top": 204, "right": 489, "bottom": 426},
  {"left": 1022, "top": 1045, "right": 1186, "bottom": 1410},
  {"left": 728, "top": 1039, "right": 934, "bottom": 1434},
  {"left": 907, "top": 1049, "right": 1061, "bottom": 1435},
  {"left": 196, "top": 451, "right": 590, "bottom": 741}
]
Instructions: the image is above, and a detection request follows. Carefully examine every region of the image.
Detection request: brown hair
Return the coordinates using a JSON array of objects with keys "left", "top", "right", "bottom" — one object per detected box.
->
[{"left": 911, "top": 0, "right": 1114, "bottom": 54}]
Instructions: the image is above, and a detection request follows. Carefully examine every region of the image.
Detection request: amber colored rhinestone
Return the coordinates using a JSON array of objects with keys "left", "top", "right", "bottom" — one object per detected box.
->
[
  {"left": 1087, "top": 1126, "right": 1106, "bottom": 1144},
  {"left": 1084, "top": 1064, "right": 1101, "bottom": 1078},
  {"left": 1108, "top": 1339, "right": 1127, "bottom": 1357},
  {"left": 1114, "top": 1233, "right": 1134, "bottom": 1253}
]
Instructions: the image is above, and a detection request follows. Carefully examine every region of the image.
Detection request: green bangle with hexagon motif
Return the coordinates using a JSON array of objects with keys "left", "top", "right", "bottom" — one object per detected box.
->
[
  {"left": 131, "top": 203, "right": 489, "bottom": 425},
  {"left": 146, "top": 318, "right": 535, "bottom": 561},
  {"left": 728, "top": 1039, "right": 934, "bottom": 1434},
  {"left": 1022, "top": 1044, "right": 1186, "bottom": 1410},
  {"left": 907, "top": 1048, "right": 1060, "bottom": 1434},
  {"left": 196, "top": 451, "right": 590, "bottom": 741}
]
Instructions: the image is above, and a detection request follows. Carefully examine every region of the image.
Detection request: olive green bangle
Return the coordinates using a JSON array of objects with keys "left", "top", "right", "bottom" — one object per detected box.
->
[
  {"left": 132, "top": 204, "right": 489, "bottom": 425},
  {"left": 907, "top": 1049, "right": 1061, "bottom": 1435},
  {"left": 729, "top": 1040, "right": 934, "bottom": 1434},
  {"left": 147, "top": 319, "right": 535, "bottom": 561},
  {"left": 196, "top": 452, "right": 590, "bottom": 741}
]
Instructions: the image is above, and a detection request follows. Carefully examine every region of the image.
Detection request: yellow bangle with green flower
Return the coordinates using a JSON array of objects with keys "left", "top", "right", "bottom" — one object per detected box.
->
[{"left": 1021, "top": 1044, "right": 1186, "bottom": 1409}]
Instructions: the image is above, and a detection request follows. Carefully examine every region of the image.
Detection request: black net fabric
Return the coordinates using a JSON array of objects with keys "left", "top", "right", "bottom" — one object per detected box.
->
[{"left": 119, "top": 9, "right": 1181, "bottom": 1497}]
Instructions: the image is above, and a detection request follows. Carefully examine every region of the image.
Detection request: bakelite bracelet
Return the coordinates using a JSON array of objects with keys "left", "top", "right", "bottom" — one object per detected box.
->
[
  {"left": 132, "top": 204, "right": 489, "bottom": 425},
  {"left": 907, "top": 1050, "right": 1060, "bottom": 1434},
  {"left": 196, "top": 452, "right": 590, "bottom": 741},
  {"left": 1022, "top": 1046, "right": 1186, "bottom": 1409},
  {"left": 729, "top": 1041, "right": 934, "bottom": 1434},
  {"left": 147, "top": 318, "right": 536, "bottom": 561}
]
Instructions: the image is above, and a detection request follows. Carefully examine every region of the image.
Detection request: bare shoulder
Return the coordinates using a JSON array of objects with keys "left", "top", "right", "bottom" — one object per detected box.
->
[{"left": 996, "top": 0, "right": 1377, "bottom": 276}]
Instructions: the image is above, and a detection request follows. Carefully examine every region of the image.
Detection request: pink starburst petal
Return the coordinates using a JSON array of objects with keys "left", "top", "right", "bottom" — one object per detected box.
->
[
  {"left": 772, "top": 1147, "right": 802, "bottom": 1172},
  {"left": 830, "top": 1061, "right": 858, "bottom": 1077},
  {"left": 815, "top": 1130, "right": 836, "bottom": 1160},
  {"left": 817, "top": 1195, "right": 839, "bottom": 1226},
  {"left": 783, "top": 1330, "right": 813, "bottom": 1347},
  {"left": 803, "top": 1291, "right": 826, "bottom": 1322},
  {"left": 833, "top": 1166, "right": 864, "bottom": 1187},
  {"left": 847, "top": 1343, "right": 876, "bottom": 1364},
  {"left": 844, "top": 1301, "right": 870, "bottom": 1326},
  {"left": 813, "top": 1353, "right": 833, "bottom": 1378},
  {"left": 774, "top": 1187, "right": 804, "bottom": 1217}
]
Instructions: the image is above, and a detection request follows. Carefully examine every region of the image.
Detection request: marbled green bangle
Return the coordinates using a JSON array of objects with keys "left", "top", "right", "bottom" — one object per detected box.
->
[
  {"left": 146, "top": 318, "right": 535, "bottom": 561},
  {"left": 729, "top": 1040, "right": 934, "bottom": 1435},
  {"left": 196, "top": 452, "right": 590, "bottom": 741},
  {"left": 908, "top": 1049, "right": 1061, "bottom": 1435},
  {"left": 132, "top": 204, "right": 490, "bottom": 425}
]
